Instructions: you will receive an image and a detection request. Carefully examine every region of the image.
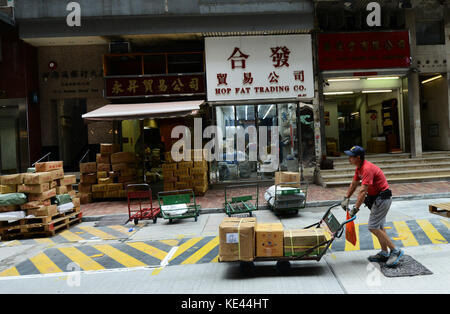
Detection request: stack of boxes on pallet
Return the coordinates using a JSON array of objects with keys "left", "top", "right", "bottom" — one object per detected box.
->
[
  {"left": 218, "top": 217, "right": 327, "bottom": 262},
  {"left": 162, "top": 149, "right": 209, "bottom": 195},
  {"left": 79, "top": 161, "right": 97, "bottom": 204},
  {"left": 0, "top": 161, "right": 81, "bottom": 240},
  {"left": 90, "top": 143, "right": 138, "bottom": 200}
]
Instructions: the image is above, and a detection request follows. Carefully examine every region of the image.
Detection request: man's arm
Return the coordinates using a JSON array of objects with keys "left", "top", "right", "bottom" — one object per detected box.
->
[
  {"left": 346, "top": 180, "right": 359, "bottom": 199},
  {"left": 355, "top": 184, "right": 369, "bottom": 209}
]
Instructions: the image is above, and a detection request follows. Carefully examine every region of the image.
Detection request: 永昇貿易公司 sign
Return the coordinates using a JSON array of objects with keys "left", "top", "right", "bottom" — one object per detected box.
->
[{"left": 205, "top": 35, "right": 314, "bottom": 101}]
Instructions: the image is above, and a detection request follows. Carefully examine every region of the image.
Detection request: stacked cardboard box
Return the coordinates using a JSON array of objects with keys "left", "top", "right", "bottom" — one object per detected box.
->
[
  {"left": 0, "top": 174, "right": 25, "bottom": 213},
  {"left": 162, "top": 149, "right": 209, "bottom": 195},
  {"left": 219, "top": 217, "right": 257, "bottom": 262},
  {"left": 79, "top": 161, "right": 97, "bottom": 204},
  {"left": 91, "top": 144, "right": 136, "bottom": 200}
]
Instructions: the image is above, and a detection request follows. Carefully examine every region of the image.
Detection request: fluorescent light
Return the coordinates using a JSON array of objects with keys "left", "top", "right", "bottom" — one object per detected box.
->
[
  {"left": 263, "top": 105, "right": 275, "bottom": 119},
  {"left": 367, "top": 76, "right": 400, "bottom": 80},
  {"left": 351, "top": 112, "right": 359, "bottom": 116},
  {"left": 362, "top": 90, "right": 393, "bottom": 93},
  {"left": 324, "top": 91, "right": 354, "bottom": 95},
  {"left": 421, "top": 75, "right": 443, "bottom": 84},
  {"left": 327, "top": 78, "right": 361, "bottom": 82}
]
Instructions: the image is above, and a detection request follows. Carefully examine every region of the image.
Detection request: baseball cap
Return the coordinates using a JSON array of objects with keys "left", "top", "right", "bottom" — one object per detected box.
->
[{"left": 344, "top": 146, "right": 365, "bottom": 157}]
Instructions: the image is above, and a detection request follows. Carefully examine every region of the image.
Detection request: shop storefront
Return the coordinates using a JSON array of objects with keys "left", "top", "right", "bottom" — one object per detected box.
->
[
  {"left": 318, "top": 31, "right": 412, "bottom": 156},
  {"left": 205, "top": 34, "right": 315, "bottom": 183}
]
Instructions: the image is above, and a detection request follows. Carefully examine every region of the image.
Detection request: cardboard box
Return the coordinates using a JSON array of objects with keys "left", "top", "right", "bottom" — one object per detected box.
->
[
  {"left": 0, "top": 184, "right": 17, "bottom": 194},
  {"left": 191, "top": 167, "right": 207, "bottom": 175},
  {"left": 219, "top": 217, "right": 256, "bottom": 262},
  {"left": 97, "top": 164, "right": 111, "bottom": 172},
  {"left": 79, "top": 162, "right": 97, "bottom": 174},
  {"left": 163, "top": 182, "right": 174, "bottom": 191},
  {"left": 110, "top": 152, "right": 136, "bottom": 164},
  {"left": 68, "top": 190, "right": 76, "bottom": 198},
  {"left": 18, "top": 183, "right": 50, "bottom": 194},
  {"left": 35, "top": 161, "right": 63, "bottom": 172},
  {"left": 98, "top": 177, "right": 113, "bottom": 184},
  {"left": 178, "top": 161, "right": 193, "bottom": 169},
  {"left": 58, "top": 175, "right": 76, "bottom": 186},
  {"left": 92, "top": 184, "right": 108, "bottom": 193},
  {"left": 20, "top": 200, "right": 51, "bottom": 210},
  {"left": 50, "top": 180, "right": 58, "bottom": 189},
  {"left": 164, "top": 176, "right": 177, "bottom": 183},
  {"left": 0, "top": 205, "right": 19, "bottom": 212},
  {"left": 27, "top": 188, "right": 56, "bottom": 202},
  {"left": 118, "top": 176, "right": 135, "bottom": 183},
  {"left": 96, "top": 153, "right": 111, "bottom": 164},
  {"left": 193, "top": 172, "right": 208, "bottom": 181},
  {"left": 194, "top": 184, "right": 208, "bottom": 194},
  {"left": 100, "top": 143, "right": 120, "bottom": 154},
  {"left": 255, "top": 223, "right": 284, "bottom": 257},
  {"left": 80, "top": 173, "right": 97, "bottom": 184},
  {"left": 178, "top": 175, "right": 193, "bottom": 183},
  {"left": 92, "top": 192, "right": 105, "bottom": 199},
  {"left": 175, "top": 182, "right": 189, "bottom": 189},
  {"left": 120, "top": 168, "right": 136, "bottom": 177},
  {"left": 27, "top": 205, "right": 58, "bottom": 217},
  {"left": 55, "top": 185, "right": 68, "bottom": 195},
  {"left": 283, "top": 229, "right": 328, "bottom": 257},
  {"left": 275, "top": 172, "right": 300, "bottom": 186},
  {"left": 23, "top": 172, "right": 53, "bottom": 184},
  {"left": 107, "top": 183, "right": 123, "bottom": 191},
  {"left": 108, "top": 171, "right": 119, "bottom": 178},
  {"left": 80, "top": 193, "right": 92, "bottom": 204},
  {"left": 0, "top": 174, "right": 24, "bottom": 185},
  {"left": 162, "top": 163, "right": 177, "bottom": 171},
  {"left": 97, "top": 171, "right": 108, "bottom": 179},
  {"left": 111, "top": 163, "right": 131, "bottom": 172},
  {"left": 50, "top": 169, "right": 65, "bottom": 181},
  {"left": 174, "top": 168, "right": 190, "bottom": 176},
  {"left": 164, "top": 152, "right": 174, "bottom": 163},
  {"left": 193, "top": 160, "right": 208, "bottom": 168},
  {"left": 78, "top": 183, "right": 92, "bottom": 193},
  {"left": 162, "top": 170, "right": 173, "bottom": 177},
  {"left": 72, "top": 197, "right": 80, "bottom": 207}
]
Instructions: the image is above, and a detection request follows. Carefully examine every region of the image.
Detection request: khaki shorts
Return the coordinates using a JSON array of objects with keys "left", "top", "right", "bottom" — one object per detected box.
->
[{"left": 368, "top": 197, "right": 392, "bottom": 230}]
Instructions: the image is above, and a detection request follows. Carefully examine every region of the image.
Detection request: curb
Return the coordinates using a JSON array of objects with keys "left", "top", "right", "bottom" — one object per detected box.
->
[{"left": 81, "top": 192, "right": 450, "bottom": 222}]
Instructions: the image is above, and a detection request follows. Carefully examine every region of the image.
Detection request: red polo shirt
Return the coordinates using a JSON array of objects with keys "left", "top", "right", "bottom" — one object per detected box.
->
[{"left": 353, "top": 160, "right": 389, "bottom": 196}]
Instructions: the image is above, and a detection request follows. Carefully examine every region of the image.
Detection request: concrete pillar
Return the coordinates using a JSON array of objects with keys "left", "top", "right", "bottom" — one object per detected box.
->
[{"left": 405, "top": 9, "right": 423, "bottom": 158}]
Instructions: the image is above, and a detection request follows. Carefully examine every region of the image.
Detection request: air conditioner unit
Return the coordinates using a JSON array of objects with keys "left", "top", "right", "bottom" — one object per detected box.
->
[{"left": 109, "top": 42, "right": 131, "bottom": 54}]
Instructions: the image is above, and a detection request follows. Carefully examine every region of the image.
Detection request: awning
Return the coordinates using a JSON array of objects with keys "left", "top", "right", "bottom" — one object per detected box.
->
[{"left": 82, "top": 100, "right": 204, "bottom": 121}]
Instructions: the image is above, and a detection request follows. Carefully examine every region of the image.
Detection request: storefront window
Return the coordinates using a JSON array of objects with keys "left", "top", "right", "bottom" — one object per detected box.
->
[{"left": 278, "top": 103, "right": 298, "bottom": 172}]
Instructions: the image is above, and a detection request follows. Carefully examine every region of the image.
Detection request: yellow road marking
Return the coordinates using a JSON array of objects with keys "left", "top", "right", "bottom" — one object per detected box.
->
[
  {"left": 78, "top": 226, "right": 117, "bottom": 240},
  {"left": 416, "top": 219, "right": 447, "bottom": 244},
  {"left": 344, "top": 223, "right": 360, "bottom": 251},
  {"left": 160, "top": 239, "right": 180, "bottom": 247},
  {"left": 34, "top": 238, "right": 56, "bottom": 245},
  {"left": 0, "top": 267, "right": 20, "bottom": 277},
  {"left": 93, "top": 244, "right": 147, "bottom": 268},
  {"left": 151, "top": 268, "right": 163, "bottom": 275},
  {"left": 58, "top": 247, "right": 105, "bottom": 271},
  {"left": 108, "top": 225, "right": 134, "bottom": 235},
  {"left": 89, "top": 254, "right": 104, "bottom": 258},
  {"left": 211, "top": 255, "right": 219, "bottom": 263},
  {"left": 169, "top": 237, "right": 203, "bottom": 261},
  {"left": 29, "top": 253, "right": 63, "bottom": 274},
  {"left": 440, "top": 219, "right": 450, "bottom": 229},
  {"left": 6, "top": 240, "right": 21, "bottom": 247},
  {"left": 371, "top": 233, "right": 381, "bottom": 250},
  {"left": 126, "top": 242, "right": 168, "bottom": 261},
  {"left": 59, "top": 230, "right": 84, "bottom": 242},
  {"left": 393, "top": 221, "right": 419, "bottom": 247},
  {"left": 182, "top": 237, "right": 219, "bottom": 265}
]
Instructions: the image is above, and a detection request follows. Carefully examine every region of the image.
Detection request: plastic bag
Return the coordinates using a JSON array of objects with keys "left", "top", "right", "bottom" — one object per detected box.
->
[{"left": 345, "top": 210, "right": 357, "bottom": 246}]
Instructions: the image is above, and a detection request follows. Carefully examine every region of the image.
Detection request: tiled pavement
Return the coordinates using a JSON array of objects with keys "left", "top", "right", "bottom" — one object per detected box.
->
[{"left": 80, "top": 180, "right": 450, "bottom": 217}]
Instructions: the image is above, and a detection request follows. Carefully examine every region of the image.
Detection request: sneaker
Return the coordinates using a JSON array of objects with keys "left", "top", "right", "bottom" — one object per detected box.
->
[
  {"left": 386, "top": 249, "right": 404, "bottom": 267},
  {"left": 367, "top": 251, "right": 389, "bottom": 263}
]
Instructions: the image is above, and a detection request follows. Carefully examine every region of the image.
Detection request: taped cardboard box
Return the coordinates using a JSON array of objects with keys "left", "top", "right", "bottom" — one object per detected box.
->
[
  {"left": 0, "top": 174, "right": 24, "bottom": 185},
  {"left": 96, "top": 153, "right": 111, "bottom": 164},
  {"left": 68, "top": 190, "right": 76, "bottom": 198},
  {"left": 58, "top": 175, "right": 76, "bottom": 186},
  {"left": 50, "top": 181, "right": 58, "bottom": 189},
  {"left": 275, "top": 172, "right": 300, "bottom": 186},
  {"left": 56, "top": 185, "right": 68, "bottom": 195},
  {"left": 107, "top": 183, "right": 123, "bottom": 191},
  {"left": 72, "top": 197, "right": 80, "bottom": 207},
  {"left": 18, "top": 183, "right": 50, "bottom": 194},
  {"left": 78, "top": 183, "right": 92, "bottom": 193},
  {"left": 0, "top": 205, "right": 19, "bottom": 212},
  {"left": 1, "top": 185, "right": 17, "bottom": 194},
  {"left": 110, "top": 152, "right": 136, "bottom": 164},
  {"left": 92, "top": 184, "right": 108, "bottom": 193},
  {"left": 256, "top": 223, "right": 284, "bottom": 257},
  {"left": 20, "top": 200, "right": 51, "bottom": 210},
  {"left": 100, "top": 143, "right": 120, "bottom": 154},
  {"left": 80, "top": 193, "right": 92, "bottom": 204},
  {"left": 27, "top": 205, "right": 58, "bottom": 217},
  {"left": 97, "top": 171, "right": 108, "bottom": 179},
  {"left": 35, "top": 161, "right": 63, "bottom": 172},
  {"left": 283, "top": 229, "right": 328, "bottom": 257},
  {"left": 27, "top": 188, "right": 56, "bottom": 202},
  {"left": 80, "top": 173, "right": 97, "bottom": 184},
  {"left": 219, "top": 217, "right": 256, "bottom": 262},
  {"left": 79, "top": 162, "right": 97, "bottom": 174},
  {"left": 50, "top": 169, "right": 65, "bottom": 181},
  {"left": 23, "top": 172, "right": 53, "bottom": 185},
  {"left": 97, "top": 164, "right": 111, "bottom": 172}
]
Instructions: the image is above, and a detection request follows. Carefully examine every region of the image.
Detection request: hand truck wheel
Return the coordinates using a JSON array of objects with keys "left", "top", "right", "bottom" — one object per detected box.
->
[
  {"left": 276, "top": 260, "right": 291, "bottom": 274},
  {"left": 134, "top": 218, "right": 139, "bottom": 225},
  {"left": 239, "top": 261, "right": 255, "bottom": 274},
  {"left": 169, "top": 219, "right": 173, "bottom": 224},
  {"left": 153, "top": 217, "right": 157, "bottom": 224},
  {"left": 249, "top": 211, "right": 253, "bottom": 217},
  {"left": 195, "top": 216, "right": 198, "bottom": 222}
]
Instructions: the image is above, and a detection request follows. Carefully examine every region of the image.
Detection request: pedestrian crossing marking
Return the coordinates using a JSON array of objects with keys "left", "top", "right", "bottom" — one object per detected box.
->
[
  {"left": 0, "top": 267, "right": 20, "bottom": 277},
  {"left": 169, "top": 237, "right": 203, "bottom": 261},
  {"left": 78, "top": 226, "right": 117, "bottom": 240},
  {"left": 108, "top": 225, "right": 135, "bottom": 235},
  {"left": 440, "top": 219, "right": 450, "bottom": 229},
  {"left": 416, "top": 219, "right": 447, "bottom": 244},
  {"left": 211, "top": 255, "right": 219, "bottom": 263},
  {"left": 29, "top": 253, "right": 62, "bottom": 274},
  {"left": 126, "top": 242, "right": 168, "bottom": 261},
  {"left": 392, "top": 221, "right": 420, "bottom": 247},
  {"left": 92, "top": 244, "right": 147, "bottom": 268},
  {"left": 344, "top": 223, "right": 360, "bottom": 251},
  {"left": 151, "top": 267, "right": 163, "bottom": 275},
  {"left": 58, "top": 247, "right": 105, "bottom": 271},
  {"left": 160, "top": 239, "right": 179, "bottom": 247},
  {"left": 181, "top": 237, "right": 219, "bottom": 265},
  {"left": 59, "top": 230, "right": 85, "bottom": 242},
  {"left": 34, "top": 238, "right": 56, "bottom": 245}
]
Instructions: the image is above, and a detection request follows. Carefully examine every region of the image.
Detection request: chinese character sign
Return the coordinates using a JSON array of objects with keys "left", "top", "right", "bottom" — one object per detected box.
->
[{"left": 205, "top": 35, "right": 314, "bottom": 101}]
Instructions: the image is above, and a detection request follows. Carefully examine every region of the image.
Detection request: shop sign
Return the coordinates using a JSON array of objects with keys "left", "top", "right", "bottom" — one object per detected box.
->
[
  {"left": 104, "top": 74, "right": 205, "bottom": 98},
  {"left": 205, "top": 35, "right": 314, "bottom": 101},
  {"left": 318, "top": 31, "right": 411, "bottom": 71}
]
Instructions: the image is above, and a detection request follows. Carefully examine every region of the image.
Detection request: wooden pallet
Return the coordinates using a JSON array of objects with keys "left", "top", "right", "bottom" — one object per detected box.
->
[
  {"left": 429, "top": 203, "right": 450, "bottom": 218},
  {"left": 0, "top": 208, "right": 82, "bottom": 240}
]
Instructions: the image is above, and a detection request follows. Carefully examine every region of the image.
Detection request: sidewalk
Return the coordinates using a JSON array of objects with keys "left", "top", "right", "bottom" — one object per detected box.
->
[{"left": 80, "top": 180, "right": 450, "bottom": 218}]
